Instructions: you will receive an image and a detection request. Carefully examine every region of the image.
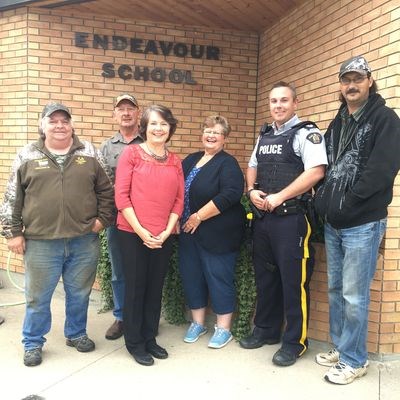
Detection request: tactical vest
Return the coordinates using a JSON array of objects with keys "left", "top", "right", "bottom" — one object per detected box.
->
[{"left": 256, "top": 121, "right": 316, "bottom": 193}]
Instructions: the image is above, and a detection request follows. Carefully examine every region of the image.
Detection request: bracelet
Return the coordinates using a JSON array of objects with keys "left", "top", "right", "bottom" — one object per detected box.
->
[{"left": 195, "top": 212, "right": 202, "bottom": 222}]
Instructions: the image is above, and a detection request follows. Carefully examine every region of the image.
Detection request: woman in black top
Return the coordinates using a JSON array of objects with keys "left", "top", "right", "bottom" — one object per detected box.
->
[{"left": 179, "top": 115, "right": 246, "bottom": 349}]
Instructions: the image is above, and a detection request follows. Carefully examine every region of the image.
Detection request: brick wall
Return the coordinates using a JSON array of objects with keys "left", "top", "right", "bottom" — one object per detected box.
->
[
  {"left": 0, "top": 7, "right": 259, "bottom": 171},
  {"left": 0, "top": 0, "right": 399, "bottom": 355},
  {"left": 0, "top": 9, "right": 29, "bottom": 273},
  {"left": 0, "top": 7, "right": 258, "bottom": 272},
  {"left": 257, "top": 0, "right": 400, "bottom": 355}
]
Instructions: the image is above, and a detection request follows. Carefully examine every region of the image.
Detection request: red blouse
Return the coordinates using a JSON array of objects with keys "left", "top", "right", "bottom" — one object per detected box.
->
[{"left": 115, "top": 144, "right": 184, "bottom": 236}]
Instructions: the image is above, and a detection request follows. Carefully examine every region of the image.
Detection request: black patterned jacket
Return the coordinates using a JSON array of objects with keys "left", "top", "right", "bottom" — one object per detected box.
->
[{"left": 314, "top": 93, "right": 400, "bottom": 229}]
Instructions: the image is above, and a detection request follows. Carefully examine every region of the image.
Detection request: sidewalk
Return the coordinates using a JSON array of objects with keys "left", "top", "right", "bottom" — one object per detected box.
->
[{"left": 0, "top": 270, "right": 399, "bottom": 400}]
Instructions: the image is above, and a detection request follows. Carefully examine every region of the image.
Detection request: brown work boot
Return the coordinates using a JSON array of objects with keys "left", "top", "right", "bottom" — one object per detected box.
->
[{"left": 105, "top": 320, "right": 123, "bottom": 340}]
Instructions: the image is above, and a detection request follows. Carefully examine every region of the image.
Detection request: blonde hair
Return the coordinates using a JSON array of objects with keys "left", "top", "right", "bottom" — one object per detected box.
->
[{"left": 203, "top": 115, "right": 231, "bottom": 137}]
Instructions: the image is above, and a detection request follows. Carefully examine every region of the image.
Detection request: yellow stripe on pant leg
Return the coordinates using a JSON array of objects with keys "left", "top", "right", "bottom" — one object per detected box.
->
[{"left": 299, "top": 215, "right": 312, "bottom": 355}]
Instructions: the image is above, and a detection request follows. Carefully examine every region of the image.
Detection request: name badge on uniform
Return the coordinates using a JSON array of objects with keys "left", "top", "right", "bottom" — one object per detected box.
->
[{"left": 34, "top": 159, "right": 50, "bottom": 169}]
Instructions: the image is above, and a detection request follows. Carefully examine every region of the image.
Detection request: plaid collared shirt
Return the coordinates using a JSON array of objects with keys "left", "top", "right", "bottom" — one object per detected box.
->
[{"left": 336, "top": 102, "right": 367, "bottom": 160}]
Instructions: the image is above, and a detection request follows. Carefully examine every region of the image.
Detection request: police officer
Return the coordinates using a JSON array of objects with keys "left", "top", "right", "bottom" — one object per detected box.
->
[
  {"left": 101, "top": 94, "right": 143, "bottom": 340},
  {"left": 239, "top": 81, "right": 327, "bottom": 366}
]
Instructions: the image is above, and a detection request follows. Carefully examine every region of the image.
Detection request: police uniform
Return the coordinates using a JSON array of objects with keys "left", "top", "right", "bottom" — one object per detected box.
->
[{"left": 248, "top": 115, "right": 327, "bottom": 357}]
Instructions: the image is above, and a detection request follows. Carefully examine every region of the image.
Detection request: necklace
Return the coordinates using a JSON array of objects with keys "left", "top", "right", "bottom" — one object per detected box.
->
[{"left": 145, "top": 143, "right": 168, "bottom": 162}]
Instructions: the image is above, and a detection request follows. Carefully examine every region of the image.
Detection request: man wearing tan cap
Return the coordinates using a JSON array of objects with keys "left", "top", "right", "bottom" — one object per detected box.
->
[{"left": 101, "top": 94, "right": 143, "bottom": 340}]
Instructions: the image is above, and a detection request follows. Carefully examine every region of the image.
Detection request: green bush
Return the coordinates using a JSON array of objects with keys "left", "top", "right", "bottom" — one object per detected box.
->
[
  {"left": 97, "top": 196, "right": 258, "bottom": 339},
  {"left": 161, "top": 237, "right": 257, "bottom": 340},
  {"left": 232, "top": 241, "right": 256, "bottom": 339},
  {"left": 96, "top": 194, "right": 324, "bottom": 339},
  {"left": 161, "top": 194, "right": 257, "bottom": 339},
  {"left": 96, "top": 230, "right": 114, "bottom": 313},
  {"left": 162, "top": 239, "right": 187, "bottom": 325}
]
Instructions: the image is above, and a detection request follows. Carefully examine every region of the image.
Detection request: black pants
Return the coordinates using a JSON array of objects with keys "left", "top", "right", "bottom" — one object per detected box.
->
[
  {"left": 117, "top": 230, "right": 174, "bottom": 354},
  {"left": 252, "top": 212, "right": 314, "bottom": 356}
]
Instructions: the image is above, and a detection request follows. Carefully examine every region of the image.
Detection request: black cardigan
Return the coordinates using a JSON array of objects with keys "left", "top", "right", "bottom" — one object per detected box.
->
[{"left": 182, "top": 150, "right": 246, "bottom": 254}]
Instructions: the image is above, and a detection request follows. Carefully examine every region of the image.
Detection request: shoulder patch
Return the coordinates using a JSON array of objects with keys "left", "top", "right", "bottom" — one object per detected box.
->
[{"left": 306, "top": 132, "right": 322, "bottom": 144}]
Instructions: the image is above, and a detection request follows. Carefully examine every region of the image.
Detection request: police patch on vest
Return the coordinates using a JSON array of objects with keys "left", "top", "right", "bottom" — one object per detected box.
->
[{"left": 306, "top": 132, "right": 322, "bottom": 144}]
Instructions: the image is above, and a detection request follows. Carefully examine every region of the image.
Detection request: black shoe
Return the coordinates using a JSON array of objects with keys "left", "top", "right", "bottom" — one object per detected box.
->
[
  {"left": 272, "top": 348, "right": 297, "bottom": 366},
  {"left": 105, "top": 320, "right": 123, "bottom": 340},
  {"left": 66, "top": 335, "right": 95, "bottom": 352},
  {"left": 239, "top": 333, "right": 280, "bottom": 349},
  {"left": 24, "top": 348, "right": 42, "bottom": 367},
  {"left": 132, "top": 351, "right": 154, "bottom": 366},
  {"left": 146, "top": 342, "right": 168, "bottom": 359}
]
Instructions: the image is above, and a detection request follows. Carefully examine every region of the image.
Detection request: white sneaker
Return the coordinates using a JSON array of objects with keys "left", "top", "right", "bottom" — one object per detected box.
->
[
  {"left": 324, "top": 361, "right": 368, "bottom": 385},
  {"left": 315, "top": 348, "right": 339, "bottom": 366}
]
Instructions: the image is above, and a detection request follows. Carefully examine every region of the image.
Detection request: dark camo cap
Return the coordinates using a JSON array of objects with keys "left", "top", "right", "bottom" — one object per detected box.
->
[
  {"left": 41, "top": 102, "right": 72, "bottom": 118},
  {"left": 339, "top": 55, "right": 372, "bottom": 78},
  {"left": 114, "top": 93, "right": 139, "bottom": 108}
]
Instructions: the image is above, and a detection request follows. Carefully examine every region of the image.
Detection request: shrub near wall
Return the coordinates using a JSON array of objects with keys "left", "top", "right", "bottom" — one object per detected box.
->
[{"left": 97, "top": 199, "right": 257, "bottom": 340}]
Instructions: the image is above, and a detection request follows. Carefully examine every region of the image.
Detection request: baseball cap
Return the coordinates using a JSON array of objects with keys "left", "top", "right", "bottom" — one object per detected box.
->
[
  {"left": 114, "top": 94, "right": 139, "bottom": 108},
  {"left": 41, "top": 102, "right": 71, "bottom": 118},
  {"left": 338, "top": 55, "right": 372, "bottom": 78}
]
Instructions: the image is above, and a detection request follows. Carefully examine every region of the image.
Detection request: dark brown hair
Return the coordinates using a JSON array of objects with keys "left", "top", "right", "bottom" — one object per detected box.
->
[
  {"left": 139, "top": 104, "right": 178, "bottom": 142},
  {"left": 339, "top": 78, "right": 378, "bottom": 104},
  {"left": 270, "top": 81, "right": 297, "bottom": 100}
]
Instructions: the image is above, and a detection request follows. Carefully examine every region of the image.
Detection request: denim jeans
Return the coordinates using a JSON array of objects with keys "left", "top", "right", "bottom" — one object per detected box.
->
[
  {"left": 22, "top": 233, "right": 99, "bottom": 350},
  {"left": 179, "top": 232, "right": 238, "bottom": 315},
  {"left": 324, "top": 219, "right": 386, "bottom": 368},
  {"left": 106, "top": 226, "right": 125, "bottom": 321}
]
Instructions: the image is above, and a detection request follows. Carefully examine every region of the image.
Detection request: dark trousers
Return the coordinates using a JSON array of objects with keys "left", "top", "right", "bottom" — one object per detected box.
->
[
  {"left": 178, "top": 232, "right": 237, "bottom": 314},
  {"left": 252, "top": 212, "right": 314, "bottom": 356},
  {"left": 117, "top": 229, "right": 174, "bottom": 354}
]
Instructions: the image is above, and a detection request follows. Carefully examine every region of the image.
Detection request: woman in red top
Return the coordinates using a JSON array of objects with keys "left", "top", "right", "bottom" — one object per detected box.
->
[{"left": 115, "top": 104, "right": 184, "bottom": 366}]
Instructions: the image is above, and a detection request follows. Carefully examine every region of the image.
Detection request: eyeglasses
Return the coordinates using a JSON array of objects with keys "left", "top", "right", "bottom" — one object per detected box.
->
[
  {"left": 203, "top": 129, "right": 225, "bottom": 136},
  {"left": 339, "top": 75, "right": 368, "bottom": 85}
]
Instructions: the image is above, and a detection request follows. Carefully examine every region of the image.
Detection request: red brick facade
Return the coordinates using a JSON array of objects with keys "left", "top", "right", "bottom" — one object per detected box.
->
[{"left": 1, "top": 0, "right": 399, "bottom": 356}]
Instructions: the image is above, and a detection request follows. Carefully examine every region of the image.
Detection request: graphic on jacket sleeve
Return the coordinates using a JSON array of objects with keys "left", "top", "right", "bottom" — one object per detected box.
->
[{"left": 321, "top": 122, "right": 372, "bottom": 210}]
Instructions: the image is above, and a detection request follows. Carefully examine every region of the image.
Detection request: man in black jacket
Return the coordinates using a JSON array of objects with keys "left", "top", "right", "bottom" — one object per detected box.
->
[{"left": 314, "top": 56, "right": 400, "bottom": 385}]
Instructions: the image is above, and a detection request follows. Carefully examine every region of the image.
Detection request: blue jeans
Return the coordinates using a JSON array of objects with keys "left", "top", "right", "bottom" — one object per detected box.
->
[
  {"left": 22, "top": 233, "right": 99, "bottom": 350},
  {"left": 106, "top": 226, "right": 125, "bottom": 321},
  {"left": 324, "top": 219, "right": 386, "bottom": 368},
  {"left": 179, "top": 233, "right": 237, "bottom": 315}
]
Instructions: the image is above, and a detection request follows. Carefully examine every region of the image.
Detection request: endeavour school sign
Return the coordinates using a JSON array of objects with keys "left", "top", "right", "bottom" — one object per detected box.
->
[{"left": 75, "top": 32, "right": 221, "bottom": 85}]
